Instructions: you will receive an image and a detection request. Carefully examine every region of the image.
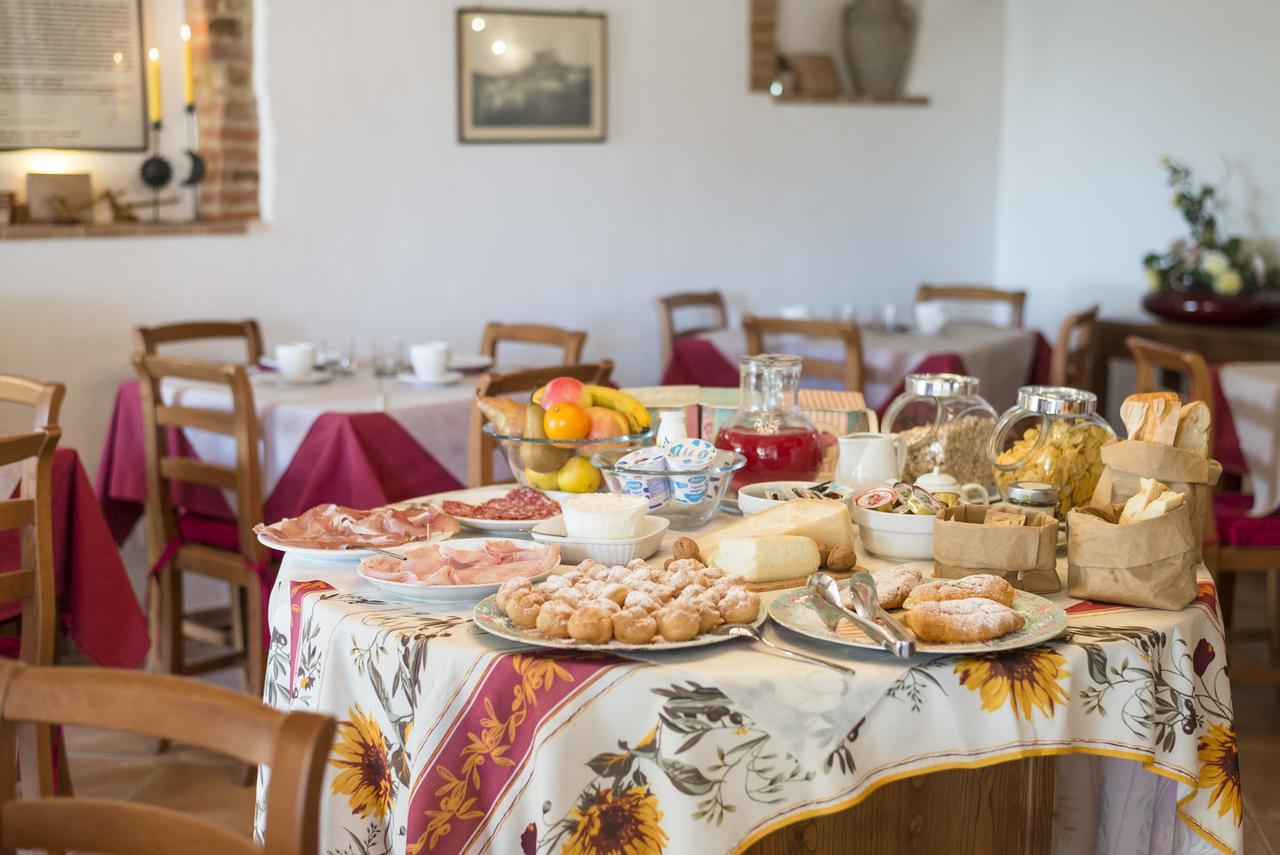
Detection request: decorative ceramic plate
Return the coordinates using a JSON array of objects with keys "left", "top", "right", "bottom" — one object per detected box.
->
[
  {"left": 421, "top": 487, "right": 569, "bottom": 533},
  {"left": 768, "top": 587, "right": 1067, "bottom": 656},
  {"left": 355, "top": 538, "right": 555, "bottom": 605},
  {"left": 473, "top": 594, "right": 769, "bottom": 652},
  {"left": 255, "top": 527, "right": 454, "bottom": 563}
]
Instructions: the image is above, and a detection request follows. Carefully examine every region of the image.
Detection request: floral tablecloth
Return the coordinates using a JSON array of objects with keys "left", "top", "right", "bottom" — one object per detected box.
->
[{"left": 255, "top": 524, "right": 1241, "bottom": 855}]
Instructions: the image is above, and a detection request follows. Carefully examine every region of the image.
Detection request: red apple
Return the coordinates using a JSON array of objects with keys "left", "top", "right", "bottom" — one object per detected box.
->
[
  {"left": 539, "top": 376, "right": 592, "bottom": 410},
  {"left": 577, "top": 406, "right": 632, "bottom": 456}
]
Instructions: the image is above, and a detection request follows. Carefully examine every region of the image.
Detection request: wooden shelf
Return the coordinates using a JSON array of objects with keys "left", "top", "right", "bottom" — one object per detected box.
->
[
  {"left": 773, "top": 93, "right": 930, "bottom": 106},
  {"left": 0, "top": 220, "right": 251, "bottom": 240}
]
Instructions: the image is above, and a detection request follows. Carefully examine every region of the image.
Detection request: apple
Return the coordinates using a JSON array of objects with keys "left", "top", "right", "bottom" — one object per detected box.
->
[
  {"left": 538, "top": 376, "right": 593, "bottom": 410},
  {"left": 577, "top": 406, "right": 631, "bottom": 456}
]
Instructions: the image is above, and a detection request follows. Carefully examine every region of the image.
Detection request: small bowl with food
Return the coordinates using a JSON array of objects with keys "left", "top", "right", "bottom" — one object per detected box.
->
[
  {"left": 736, "top": 481, "right": 854, "bottom": 516},
  {"left": 530, "top": 494, "right": 670, "bottom": 564},
  {"left": 852, "top": 481, "right": 939, "bottom": 560}
]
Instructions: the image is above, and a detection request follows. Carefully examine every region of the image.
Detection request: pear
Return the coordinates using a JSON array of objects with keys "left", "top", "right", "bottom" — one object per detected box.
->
[{"left": 520, "top": 404, "right": 572, "bottom": 473}]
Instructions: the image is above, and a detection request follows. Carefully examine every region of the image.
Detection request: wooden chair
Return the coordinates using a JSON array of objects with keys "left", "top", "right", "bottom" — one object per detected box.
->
[
  {"left": 742, "top": 316, "right": 864, "bottom": 392},
  {"left": 135, "top": 319, "right": 264, "bottom": 364},
  {"left": 1126, "top": 335, "right": 1280, "bottom": 684},
  {"left": 1049, "top": 305, "right": 1099, "bottom": 387},
  {"left": 0, "top": 429, "right": 60, "bottom": 802},
  {"left": 655, "top": 291, "right": 728, "bottom": 367},
  {"left": 0, "top": 661, "right": 334, "bottom": 855},
  {"left": 469, "top": 361, "right": 615, "bottom": 487},
  {"left": 132, "top": 353, "right": 271, "bottom": 701},
  {"left": 915, "top": 284, "right": 1027, "bottom": 329},
  {"left": 479, "top": 322, "right": 586, "bottom": 366},
  {"left": 0, "top": 375, "right": 65, "bottom": 430}
]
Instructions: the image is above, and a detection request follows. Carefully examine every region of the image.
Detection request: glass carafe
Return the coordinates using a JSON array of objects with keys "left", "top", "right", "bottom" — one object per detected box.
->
[{"left": 714, "top": 354, "right": 823, "bottom": 491}]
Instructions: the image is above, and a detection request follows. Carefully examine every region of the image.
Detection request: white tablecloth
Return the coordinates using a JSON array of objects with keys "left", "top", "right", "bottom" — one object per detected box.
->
[
  {"left": 704, "top": 322, "right": 1038, "bottom": 411},
  {"left": 1218, "top": 362, "right": 1280, "bottom": 517}
]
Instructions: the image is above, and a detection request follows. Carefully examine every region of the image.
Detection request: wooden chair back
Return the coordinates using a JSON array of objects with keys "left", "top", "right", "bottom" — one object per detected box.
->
[
  {"left": 1125, "top": 335, "right": 1214, "bottom": 451},
  {"left": 132, "top": 354, "right": 267, "bottom": 563},
  {"left": 0, "top": 375, "right": 64, "bottom": 430},
  {"left": 479, "top": 322, "right": 587, "bottom": 366},
  {"left": 469, "top": 361, "right": 615, "bottom": 487},
  {"left": 0, "top": 661, "right": 335, "bottom": 855},
  {"left": 1049, "top": 305, "right": 1099, "bottom": 387},
  {"left": 915, "top": 284, "right": 1027, "bottom": 329},
  {"left": 742, "top": 316, "right": 864, "bottom": 392},
  {"left": 134, "top": 320, "right": 265, "bottom": 364},
  {"left": 655, "top": 291, "right": 728, "bottom": 366}
]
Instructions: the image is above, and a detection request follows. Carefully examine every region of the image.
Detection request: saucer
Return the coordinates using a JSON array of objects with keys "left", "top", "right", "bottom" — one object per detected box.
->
[
  {"left": 261, "top": 369, "right": 334, "bottom": 386},
  {"left": 449, "top": 355, "right": 494, "bottom": 373},
  {"left": 397, "top": 371, "right": 464, "bottom": 387}
]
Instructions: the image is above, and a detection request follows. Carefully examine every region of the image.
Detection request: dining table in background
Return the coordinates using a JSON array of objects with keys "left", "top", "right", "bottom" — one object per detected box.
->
[
  {"left": 256, "top": 499, "right": 1240, "bottom": 855},
  {"left": 0, "top": 447, "right": 148, "bottom": 668},
  {"left": 95, "top": 370, "right": 507, "bottom": 543},
  {"left": 663, "top": 323, "right": 1050, "bottom": 413}
]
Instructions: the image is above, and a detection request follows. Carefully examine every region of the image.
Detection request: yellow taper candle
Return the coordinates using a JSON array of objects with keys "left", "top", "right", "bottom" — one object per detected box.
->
[
  {"left": 146, "top": 47, "right": 162, "bottom": 125},
  {"left": 180, "top": 25, "right": 194, "bottom": 107}
]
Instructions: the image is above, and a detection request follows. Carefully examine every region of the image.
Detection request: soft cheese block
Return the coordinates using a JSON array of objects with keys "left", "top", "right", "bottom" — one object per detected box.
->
[
  {"left": 713, "top": 535, "right": 821, "bottom": 583},
  {"left": 696, "top": 499, "right": 853, "bottom": 562},
  {"left": 562, "top": 494, "right": 648, "bottom": 540}
]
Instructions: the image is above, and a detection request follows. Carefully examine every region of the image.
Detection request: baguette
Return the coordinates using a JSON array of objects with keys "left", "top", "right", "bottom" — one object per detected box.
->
[{"left": 1174, "top": 401, "right": 1211, "bottom": 457}]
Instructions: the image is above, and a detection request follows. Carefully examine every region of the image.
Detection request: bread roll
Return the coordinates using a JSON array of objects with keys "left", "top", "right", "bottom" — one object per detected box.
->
[{"left": 1174, "top": 401, "right": 1211, "bottom": 457}]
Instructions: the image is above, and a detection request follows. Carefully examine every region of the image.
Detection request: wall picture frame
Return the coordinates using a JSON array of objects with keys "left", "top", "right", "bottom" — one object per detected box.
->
[{"left": 457, "top": 8, "right": 606, "bottom": 143}]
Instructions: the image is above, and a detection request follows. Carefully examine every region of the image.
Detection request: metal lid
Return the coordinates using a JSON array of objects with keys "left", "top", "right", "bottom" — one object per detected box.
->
[
  {"left": 1007, "top": 481, "right": 1060, "bottom": 504},
  {"left": 1015, "top": 385, "right": 1098, "bottom": 415},
  {"left": 904, "top": 373, "right": 980, "bottom": 397}
]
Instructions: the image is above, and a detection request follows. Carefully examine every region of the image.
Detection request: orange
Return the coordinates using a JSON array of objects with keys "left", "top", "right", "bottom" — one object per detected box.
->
[{"left": 543, "top": 402, "right": 590, "bottom": 440}]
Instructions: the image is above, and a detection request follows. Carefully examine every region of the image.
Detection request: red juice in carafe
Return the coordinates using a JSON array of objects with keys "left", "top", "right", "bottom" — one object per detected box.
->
[{"left": 715, "top": 425, "right": 823, "bottom": 490}]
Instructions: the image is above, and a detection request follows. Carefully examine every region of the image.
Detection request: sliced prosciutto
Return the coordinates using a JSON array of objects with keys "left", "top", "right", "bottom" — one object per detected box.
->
[
  {"left": 358, "top": 539, "right": 559, "bottom": 586},
  {"left": 441, "top": 487, "right": 562, "bottom": 521},
  {"left": 255, "top": 503, "right": 460, "bottom": 550}
]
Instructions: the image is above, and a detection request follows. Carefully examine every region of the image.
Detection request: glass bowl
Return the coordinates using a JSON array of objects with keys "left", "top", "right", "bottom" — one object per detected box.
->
[
  {"left": 590, "top": 448, "right": 746, "bottom": 531},
  {"left": 482, "top": 423, "right": 654, "bottom": 493}
]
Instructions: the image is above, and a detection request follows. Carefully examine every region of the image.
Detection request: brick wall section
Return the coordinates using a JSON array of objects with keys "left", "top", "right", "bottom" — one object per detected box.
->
[
  {"left": 187, "top": 0, "right": 259, "bottom": 221},
  {"left": 749, "top": 0, "right": 778, "bottom": 92}
]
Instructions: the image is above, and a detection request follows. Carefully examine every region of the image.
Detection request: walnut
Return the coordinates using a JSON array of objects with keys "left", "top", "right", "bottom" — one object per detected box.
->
[
  {"left": 815, "top": 542, "right": 831, "bottom": 568},
  {"left": 671, "top": 537, "right": 701, "bottom": 562},
  {"left": 826, "top": 545, "right": 856, "bottom": 571}
]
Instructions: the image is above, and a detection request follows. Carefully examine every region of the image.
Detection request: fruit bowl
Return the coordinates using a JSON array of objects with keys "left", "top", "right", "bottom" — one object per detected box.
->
[
  {"left": 483, "top": 423, "right": 654, "bottom": 494},
  {"left": 591, "top": 448, "right": 746, "bottom": 531}
]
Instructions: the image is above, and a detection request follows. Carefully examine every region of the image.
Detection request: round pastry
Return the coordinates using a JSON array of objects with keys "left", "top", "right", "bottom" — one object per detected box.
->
[
  {"left": 580, "top": 580, "right": 607, "bottom": 599},
  {"left": 552, "top": 587, "right": 585, "bottom": 609},
  {"left": 869, "top": 565, "right": 925, "bottom": 610},
  {"left": 667, "top": 558, "right": 706, "bottom": 577},
  {"left": 496, "top": 576, "right": 531, "bottom": 612},
  {"left": 624, "top": 591, "right": 660, "bottom": 612},
  {"left": 902, "top": 575, "right": 1016, "bottom": 610},
  {"left": 559, "top": 570, "right": 584, "bottom": 585},
  {"left": 655, "top": 604, "right": 700, "bottom": 642},
  {"left": 719, "top": 588, "right": 761, "bottom": 624},
  {"left": 567, "top": 604, "right": 614, "bottom": 644},
  {"left": 702, "top": 565, "right": 725, "bottom": 581},
  {"left": 593, "top": 598, "right": 622, "bottom": 615},
  {"left": 577, "top": 560, "right": 607, "bottom": 578},
  {"left": 902, "top": 598, "right": 1024, "bottom": 643},
  {"left": 506, "top": 589, "right": 546, "bottom": 629},
  {"left": 602, "top": 565, "right": 630, "bottom": 584},
  {"left": 626, "top": 558, "right": 650, "bottom": 571},
  {"left": 539, "top": 574, "right": 571, "bottom": 593},
  {"left": 694, "top": 600, "right": 722, "bottom": 634},
  {"left": 601, "top": 583, "right": 630, "bottom": 607},
  {"left": 676, "top": 583, "right": 707, "bottom": 602},
  {"left": 612, "top": 607, "right": 658, "bottom": 644},
  {"left": 535, "top": 600, "right": 574, "bottom": 638},
  {"left": 644, "top": 583, "right": 677, "bottom": 603}
]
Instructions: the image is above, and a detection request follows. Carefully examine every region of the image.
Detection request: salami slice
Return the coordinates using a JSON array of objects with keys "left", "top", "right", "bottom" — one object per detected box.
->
[{"left": 442, "top": 487, "right": 562, "bottom": 521}]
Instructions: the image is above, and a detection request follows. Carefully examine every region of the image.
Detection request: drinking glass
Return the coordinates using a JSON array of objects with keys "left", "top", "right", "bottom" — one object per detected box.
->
[
  {"left": 372, "top": 338, "right": 405, "bottom": 377},
  {"left": 322, "top": 338, "right": 357, "bottom": 375}
]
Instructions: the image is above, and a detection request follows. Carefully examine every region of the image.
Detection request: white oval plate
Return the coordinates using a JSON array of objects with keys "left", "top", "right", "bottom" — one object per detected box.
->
[
  {"left": 355, "top": 538, "right": 556, "bottom": 605},
  {"left": 473, "top": 593, "right": 768, "bottom": 652},
  {"left": 397, "top": 371, "right": 464, "bottom": 387},
  {"left": 255, "top": 526, "right": 454, "bottom": 562},
  {"left": 768, "top": 587, "right": 1067, "bottom": 656},
  {"left": 428, "top": 487, "right": 569, "bottom": 533}
]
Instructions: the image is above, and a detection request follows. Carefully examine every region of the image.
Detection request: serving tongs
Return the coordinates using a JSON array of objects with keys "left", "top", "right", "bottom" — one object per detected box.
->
[{"left": 807, "top": 572, "right": 916, "bottom": 658}]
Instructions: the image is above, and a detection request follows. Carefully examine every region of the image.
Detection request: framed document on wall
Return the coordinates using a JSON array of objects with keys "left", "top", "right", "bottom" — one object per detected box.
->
[
  {"left": 0, "top": 0, "right": 148, "bottom": 151},
  {"left": 457, "top": 9, "right": 606, "bottom": 143}
]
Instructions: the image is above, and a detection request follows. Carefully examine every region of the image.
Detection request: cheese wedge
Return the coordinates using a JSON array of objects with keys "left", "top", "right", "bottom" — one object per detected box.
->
[
  {"left": 713, "top": 535, "right": 821, "bottom": 583},
  {"left": 696, "top": 499, "right": 854, "bottom": 562}
]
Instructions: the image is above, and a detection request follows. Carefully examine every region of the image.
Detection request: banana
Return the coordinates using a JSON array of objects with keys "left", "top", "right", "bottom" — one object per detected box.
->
[{"left": 583, "top": 385, "right": 651, "bottom": 433}]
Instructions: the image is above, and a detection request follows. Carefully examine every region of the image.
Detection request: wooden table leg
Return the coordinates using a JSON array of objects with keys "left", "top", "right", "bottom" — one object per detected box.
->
[{"left": 745, "top": 757, "right": 1055, "bottom": 855}]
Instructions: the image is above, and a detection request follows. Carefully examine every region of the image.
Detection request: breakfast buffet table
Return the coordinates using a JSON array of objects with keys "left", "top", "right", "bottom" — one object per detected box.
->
[{"left": 254, "top": 504, "right": 1240, "bottom": 855}]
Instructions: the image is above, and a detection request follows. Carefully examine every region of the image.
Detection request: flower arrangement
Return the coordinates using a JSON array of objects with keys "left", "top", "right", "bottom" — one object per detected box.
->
[{"left": 1142, "top": 156, "right": 1277, "bottom": 298}]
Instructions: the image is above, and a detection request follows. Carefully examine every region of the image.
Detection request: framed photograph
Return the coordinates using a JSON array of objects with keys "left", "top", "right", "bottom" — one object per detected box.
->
[{"left": 457, "top": 9, "right": 606, "bottom": 143}]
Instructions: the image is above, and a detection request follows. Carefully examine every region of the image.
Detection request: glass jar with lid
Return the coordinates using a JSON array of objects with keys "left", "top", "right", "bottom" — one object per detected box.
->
[
  {"left": 881, "top": 373, "right": 998, "bottom": 487},
  {"left": 713, "top": 354, "right": 824, "bottom": 491},
  {"left": 988, "top": 386, "right": 1115, "bottom": 518}
]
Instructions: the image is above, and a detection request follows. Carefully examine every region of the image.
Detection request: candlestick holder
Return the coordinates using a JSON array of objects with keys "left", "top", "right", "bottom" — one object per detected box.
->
[
  {"left": 181, "top": 104, "right": 206, "bottom": 221},
  {"left": 139, "top": 121, "right": 173, "bottom": 223}
]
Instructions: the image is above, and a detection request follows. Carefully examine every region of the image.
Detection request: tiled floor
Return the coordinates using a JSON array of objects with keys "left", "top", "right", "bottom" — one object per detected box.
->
[{"left": 60, "top": 576, "right": 1280, "bottom": 853}]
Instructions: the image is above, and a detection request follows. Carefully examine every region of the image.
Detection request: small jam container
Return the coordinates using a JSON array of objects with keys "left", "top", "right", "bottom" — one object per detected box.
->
[{"left": 1005, "top": 481, "right": 1061, "bottom": 520}]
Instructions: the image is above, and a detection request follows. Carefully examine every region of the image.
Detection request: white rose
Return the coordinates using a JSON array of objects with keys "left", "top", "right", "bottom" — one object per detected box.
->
[
  {"left": 1200, "top": 250, "right": 1230, "bottom": 277},
  {"left": 1212, "top": 269, "right": 1243, "bottom": 296}
]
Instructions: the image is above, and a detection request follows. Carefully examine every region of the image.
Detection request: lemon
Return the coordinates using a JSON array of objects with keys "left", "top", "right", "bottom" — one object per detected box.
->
[
  {"left": 556, "top": 457, "right": 601, "bottom": 493},
  {"left": 524, "top": 468, "right": 560, "bottom": 490}
]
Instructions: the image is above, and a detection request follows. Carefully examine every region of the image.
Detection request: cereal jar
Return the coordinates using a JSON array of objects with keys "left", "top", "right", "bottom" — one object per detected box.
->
[{"left": 881, "top": 373, "right": 998, "bottom": 487}]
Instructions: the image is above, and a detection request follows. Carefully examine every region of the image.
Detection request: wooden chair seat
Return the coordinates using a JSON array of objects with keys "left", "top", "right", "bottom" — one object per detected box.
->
[{"left": 1214, "top": 492, "right": 1280, "bottom": 549}]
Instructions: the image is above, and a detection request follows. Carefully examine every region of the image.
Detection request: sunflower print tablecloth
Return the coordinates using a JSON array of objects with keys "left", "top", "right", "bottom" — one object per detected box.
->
[{"left": 254, "top": 557, "right": 1241, "bottom": 855}]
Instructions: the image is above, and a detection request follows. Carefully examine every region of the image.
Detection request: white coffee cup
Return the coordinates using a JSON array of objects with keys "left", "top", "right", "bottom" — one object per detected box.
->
[
  {"left": 275, "top": 342, "right": 315, "bottom": 380},
  {"left": 409, "top": 342, "right": 450, "bottom": 380}
]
